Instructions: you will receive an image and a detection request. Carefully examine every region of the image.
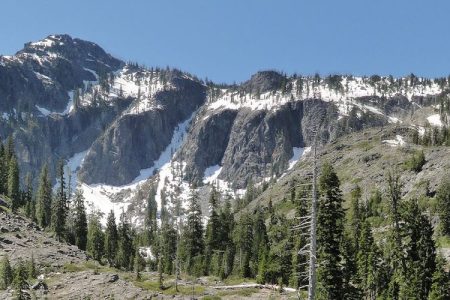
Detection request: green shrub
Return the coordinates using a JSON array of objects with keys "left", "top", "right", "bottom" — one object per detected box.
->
[{"left": 406, "top": 150, "right": 426, "bottom": 173}]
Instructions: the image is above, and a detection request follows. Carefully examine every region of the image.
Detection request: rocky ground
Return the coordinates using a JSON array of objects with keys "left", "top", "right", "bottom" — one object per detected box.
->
[{"left": 0, "top": 212, "right": 87, "bottom": 267}]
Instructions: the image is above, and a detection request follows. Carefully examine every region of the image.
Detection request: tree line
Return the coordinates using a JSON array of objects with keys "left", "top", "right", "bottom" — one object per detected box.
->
[{"left": 1, "top": 135, "right": 450, "bottom": 299}]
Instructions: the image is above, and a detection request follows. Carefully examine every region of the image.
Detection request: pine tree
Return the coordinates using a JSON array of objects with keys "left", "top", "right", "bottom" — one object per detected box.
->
[
  {"left": 204, "top": 187, "right": 221, "bottom": 274},
  {"left": 71, "top": 189, "right": 88, "bottom": 250},
  {"left": 341, "top": 234, "right": 360, "bottom": 300},
  {"left": 117, "top": 211, "right": 134, "bottom": 270},
  {"left": 87, "top": 209, "right": 104, "bottom": 262},
  {"left": 27, "top": 254, "right": 36, "bottom": 280},
  {"left": 104, "top": 210, "right": 118, "bottom": 266},
  {"left": 386, "top": 171, "right": 407, "bottom": 277},
  {"left": 317, "top": 162, "right": 345, "bottom": 300},
  {"left": 24, "top": 173, "right": 33, "bottom": 219},
  {"left": 401, "top": 200, "right": 436, "bottom": 299},
  {"left": 5, "top": 135, "right": 14, "bottom": 163},
  {"left": 349, "top": 185, "right": 362, "bottom": 252},
  {"left": 0, "top": 143, "right": 7, "bottom": 195},
  {"left": 158, "top": 255, "right": 164, "bottom": 289},
  {"left": 7, "top": 155, "right": 19, "bottom": 212},
  {"left": 159, "top": 222, "right": 176, "bottom": 274},
  {"left": 145, "top": 187, "right": 158, "bottom": 245},
  {"left": 266, "top": 213, "right": 292, "bottom": 285},
  {"left": 134, "top": 247, "right": 144, "bottom": 280},
  {"left": 52, "top": 160, "right": 67, "bottom": 240},
  {"left": 233, "top": 212, "right": 253, "bottom": 278},
  {"left": 12, "top": 258, "right": 27, "bottom": 298},
  {"left": 36, "top": 164, "right": 52, "bottom": 228},
  {"left": 0, "top": 255, "right": 13, "bottom": 290},
  {"left": 182, "top": 190, "right": 204, "bottom": 274},
  {"left": 428, "top": 255, "right": 450, "bottom": 300},
  {"left": 357, "top": 220, "right": 380, "bottom": 299},
  {"left": 251, "top": 208, "right": 268, "bottom": 277},
  {"left": 219, "top": 197, "right": 235, "bottom": 279},
  {"left": 437, "top": 177, "right": 450, "bottom": 236}
]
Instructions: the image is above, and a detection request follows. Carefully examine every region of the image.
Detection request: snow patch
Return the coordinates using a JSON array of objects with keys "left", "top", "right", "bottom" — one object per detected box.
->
[
  {"left": 383, "top": 135, "right": 406, "bottom": 147},
  {"left": 203, "top": 165, "right": 222, "bottom": 184},
  {"left": 139, "top": 247, "right": 155, "bottom": 261},
  {"left": 427, "top": 114, "right": 443, "bottom": 127},
  {"left": 154, "top": 112, "right": 196, "bottom": 211},
  {"left": 81, "top": 183, "right": 130, "bottom": 226},
  {"left": 30, "top": 38, "right": 55, "bottom": 48},
  {"left": 66, "top": 151, "right": 88, "bottom": 191},
  {"left": 35, "top": 105, "right": 52, "bottom": 116},
  {"left": 288, "top": 147, "right": 306, "bottom": 170},
  {"left": 35, "top": 91, "right": 74, "bottom": 117}
]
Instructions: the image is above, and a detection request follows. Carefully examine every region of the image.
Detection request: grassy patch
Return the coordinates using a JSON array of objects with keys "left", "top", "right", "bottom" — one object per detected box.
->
[
  {"left": 437, "top": 236, "right": 450, "bottom": 248},
  {"left": 217, "top": 288, "right": 259, "bottom": 297},
  {"left": 355, "top": 140, "right": 374, "bottom": 151},
  {"left": 63, "top": 263, "right": 86, "bottom": 273},
  {"left": 134, "top": 280, "right": 160, "bottom": 291},
  {"left": 135, "top": 279, "right": 205, "bottom": 296},
  {"left": 63, "top": 261, "right": 114, "bottom": 274},
  {"left": 223, "top": 276, "right": 256, "bottom": 285},
  {"left": 202, "top": 296, "right": 222, "bottom": 300},
  {"left": 275, "top": 199, "right": 296, "bottom": 214}
]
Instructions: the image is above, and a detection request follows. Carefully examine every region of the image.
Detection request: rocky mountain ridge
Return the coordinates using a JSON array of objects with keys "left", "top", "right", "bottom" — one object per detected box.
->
[{"left": 1, "top": 34, "right": 449, "bottom": 224}]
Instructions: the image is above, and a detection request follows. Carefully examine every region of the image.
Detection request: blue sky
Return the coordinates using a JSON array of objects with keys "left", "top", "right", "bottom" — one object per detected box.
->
[{"left": 1, "top": 0, "right": 449, "bottom": 83}]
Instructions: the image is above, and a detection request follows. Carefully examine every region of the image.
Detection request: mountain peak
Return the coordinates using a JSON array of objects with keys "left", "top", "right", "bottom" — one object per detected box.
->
[
  {"left": 242, "top": 70, "right": 286, "bottom": 94},
  {"left": 14, "top": 34, "right": 123, "bottom": 73}
]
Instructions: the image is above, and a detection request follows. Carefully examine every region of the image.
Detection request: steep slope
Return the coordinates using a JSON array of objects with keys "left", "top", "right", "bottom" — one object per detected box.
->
[
  {"left": 246, "top": 125, "right": 450, "bottom": 211},
  {"left": 2, "top": 35, "right": 450, "bottom": 226},
  {"left": 79, "top": 72, "right": 207, "bottom": 185}
]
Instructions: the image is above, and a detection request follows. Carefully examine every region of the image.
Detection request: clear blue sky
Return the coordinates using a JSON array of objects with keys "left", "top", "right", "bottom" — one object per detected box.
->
[{"left": 1, "top": 0, "right": 449, "bottom": 83}]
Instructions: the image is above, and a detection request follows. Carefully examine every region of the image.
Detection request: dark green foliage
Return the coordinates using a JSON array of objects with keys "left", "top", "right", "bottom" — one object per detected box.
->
[
  {"left": 72, "top": 189, "right": 88, "bottom": 250},
  {"left": 356, "top": 220, "right": 381, "bottom": 299},
  {"left": 251, "top": 208, "right": 268, "bottom": 276},
  {"left": 7, "top": 155, "right": 19, "bottom": 211},
  {"left": 117, "top": 211, "right": 134, "bottom": 270},
  {"left": 401, "top": 200, "right": 436, "bottom": 299},
  {"left": 406, "top": 150, "right": 426, "bottom": 173},
  {"left": 27, "top": 254, "right": 36, "bottom": 280},
  {"left": 428, "top": 256, "right": 450, "bottom": 300},
  {"left": 0, "top": 255, "right": 13, "bottom": 290},
  {"left": 437, "top": 177, "right": 450, "bottom": 236},
  {"left": 105, "top": 210, "right": 118, "bottom": 266},
  {"left": 265, "top": 213, "right": 293, "bottom": 285},
  {"left": 0, "top": 143, "right": 7, "bottom": 195},
  {"left": 181, "top": 190, "right": 204, "bottom": 274},
  {"left": 24, "top": 173, "right": 34, "bottom": 220},
  {"left": 317, "top": 162, "right": 345, "bottom": 300},
  {"left": 36, "top": 164, "right": 52, "bottom": 228},
  {"left": 87, "top": 210, "right": 105, "bottom": 262},
  {"left": 12, "top": 258, "right": 27, "bottom": 298},
  {"left": 145, "top": 187, "right": 157, "bottom": 245},
  {"left": 52, "top": 160, "right": 67, "bottom": 240},
  {"left": 233, "top": 213, "right": 253, "bottom": 278},
  {"left": 204, "top": 188, "right": 221, "bottom": 274},
  {"left": 134, "top": 247, "right": 144, "bottom": 280},
  {"left": 160, "top": 223, "right": 177, "bottom": 274}
]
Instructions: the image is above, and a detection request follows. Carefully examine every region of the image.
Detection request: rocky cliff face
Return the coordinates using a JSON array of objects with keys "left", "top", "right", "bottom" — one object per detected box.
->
[
  {"left": 79, "top": 76, "right": 207, "bottom": 185},
  {"left": 1, "top": 35, "right": 448, "bottom": 224}
]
